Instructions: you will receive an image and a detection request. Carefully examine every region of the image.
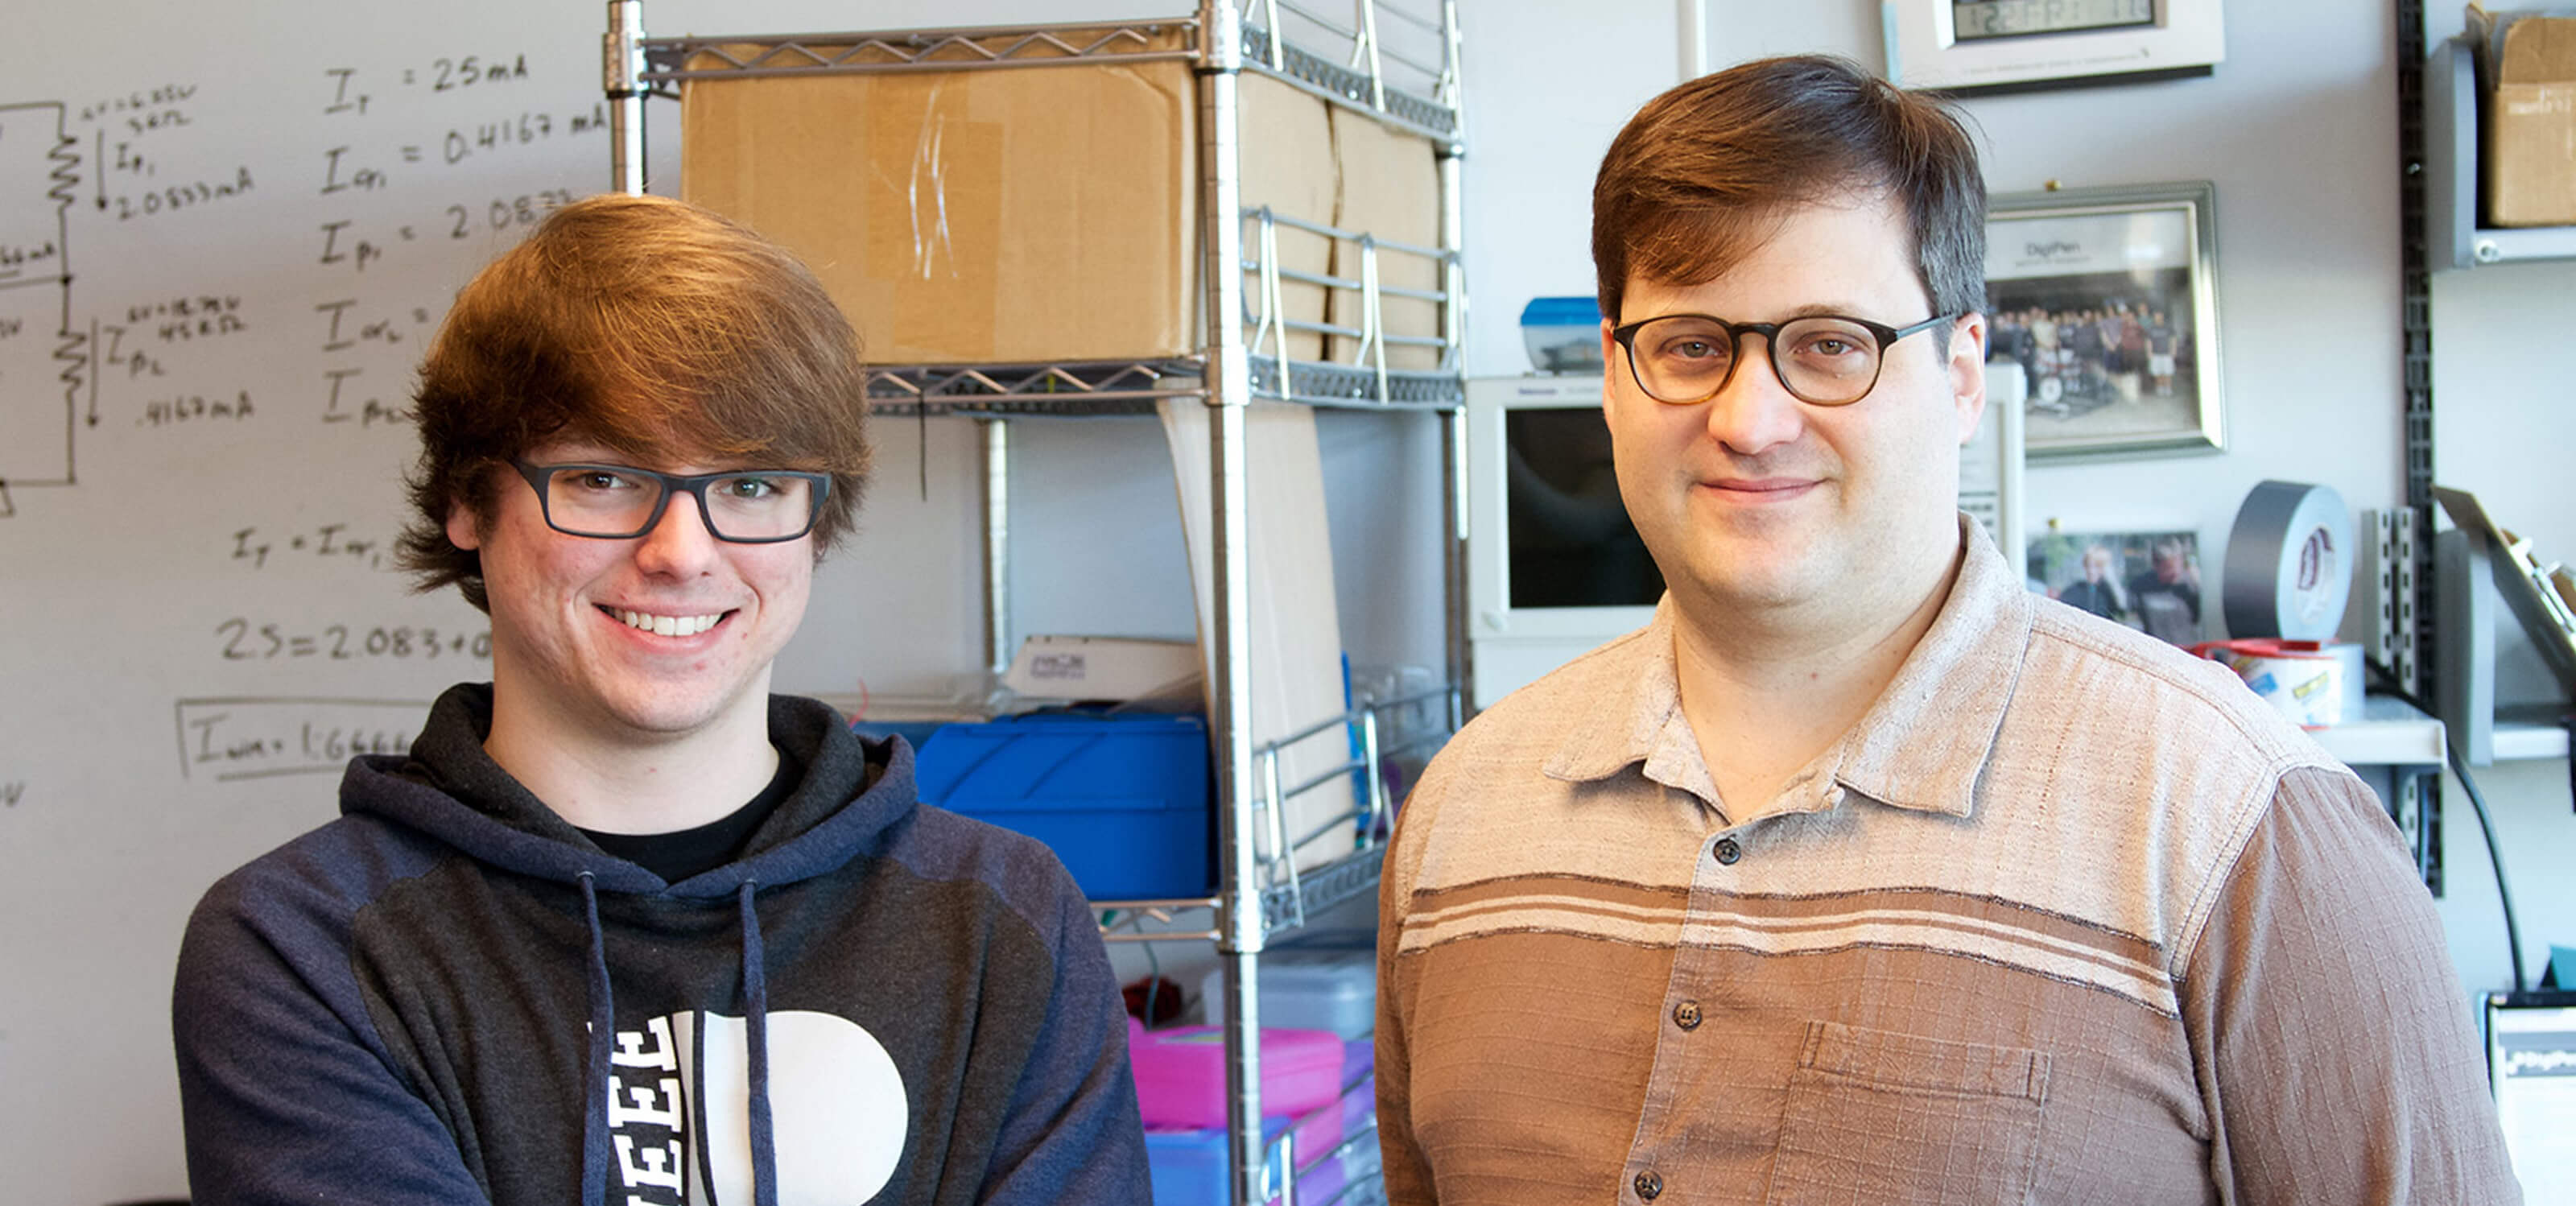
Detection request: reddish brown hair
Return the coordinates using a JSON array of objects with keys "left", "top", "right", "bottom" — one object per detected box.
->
[
  {"left": 396, "top": 194, "right": 873, "bottom": 611},
  {"left": 1592, "top": 56, "right": 1986, "bottom": 328}
]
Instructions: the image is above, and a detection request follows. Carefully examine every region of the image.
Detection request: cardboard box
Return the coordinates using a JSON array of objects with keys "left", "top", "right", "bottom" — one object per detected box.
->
[
  {"left": 1237, "top": 76, "right": 1335, "bottom": 362},
  {"left": 679, "top": 36, "right": 1340, "bottom": 364},
  {"left": 2478, "top": 10, "right": 2576, "bottom": 227},
  {"left": 1001, "top": 634, "right": 1200, "bottom": 703},
  {"left": 1327, "top": 111, "right": 1446, "bottom": 370}
]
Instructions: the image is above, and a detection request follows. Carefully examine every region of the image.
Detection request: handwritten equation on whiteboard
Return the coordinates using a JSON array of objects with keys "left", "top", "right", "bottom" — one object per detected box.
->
[
  {"left": 312, "top": 56, "right": 595, "bottom": 430},
  {"left": 0, "top": 52, "right": 602, "bottom": 518},
  {"left": 212, "top": 617, "right": 491, "bottom": 664},
  {"left": 174, "top": 697, "right": 427, "bottom": 782},
  {"left": 229, "top": 522, "right": 398, "bottom": 572}
]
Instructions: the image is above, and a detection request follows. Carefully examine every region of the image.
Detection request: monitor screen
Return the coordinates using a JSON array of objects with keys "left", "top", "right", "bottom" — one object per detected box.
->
[
  {"left": 1951, "top": 0, "right": 2154, "bottom": 43},
  {"left": 2488, "top": 993, "right": 2576, "bottom": 1200},
  {"left": 1503, "top": 408, "right": 1665, "bottom": 609}
]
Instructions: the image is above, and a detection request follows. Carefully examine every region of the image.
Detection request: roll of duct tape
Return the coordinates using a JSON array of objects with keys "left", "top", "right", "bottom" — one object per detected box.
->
[{"left": 2223, "top": 481, "right": 2355, "bottom": 641}]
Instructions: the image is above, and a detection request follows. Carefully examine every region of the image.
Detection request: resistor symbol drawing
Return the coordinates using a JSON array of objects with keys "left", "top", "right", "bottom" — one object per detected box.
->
[{"left": 0, "top": 101, "right": 84, "bottom": 519}]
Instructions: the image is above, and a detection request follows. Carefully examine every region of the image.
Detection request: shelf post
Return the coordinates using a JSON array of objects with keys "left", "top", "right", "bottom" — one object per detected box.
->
[
  {"left": 1439, "top": 0, "right": 1470, "bottom": 725},
  {"left": 2435, "top": 527, "right": 2498, "bottom": 766},
  {"left": 978, "top": 418, "right": 1011, "bottom": 677},
  {"left": 605, "top": 0, "right": 647, "bottom": 196},
  {"left": 1197, "top": 2, "right": 1266, "bottom": 1202}
]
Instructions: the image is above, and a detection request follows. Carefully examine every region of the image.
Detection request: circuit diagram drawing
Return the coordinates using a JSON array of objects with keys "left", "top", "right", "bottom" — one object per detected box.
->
[{"left": 0, "top": 101, "right": 84, "bottom": 519}]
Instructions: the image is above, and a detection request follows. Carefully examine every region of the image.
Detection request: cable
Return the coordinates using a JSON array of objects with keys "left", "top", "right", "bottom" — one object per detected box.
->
[{"left": 2365, "top": 659, "right": 2528, "bottom": 995}]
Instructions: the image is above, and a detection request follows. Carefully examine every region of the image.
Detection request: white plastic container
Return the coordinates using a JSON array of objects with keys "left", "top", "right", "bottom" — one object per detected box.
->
[{"left": 1200, "top": 943, "right": 1377, "bottom": 1042}]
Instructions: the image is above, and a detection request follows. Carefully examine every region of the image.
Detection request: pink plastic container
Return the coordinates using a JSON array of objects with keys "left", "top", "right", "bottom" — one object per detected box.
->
[{"left": 1129, "top": 1022, "right": 1347, "bottom": 1130}]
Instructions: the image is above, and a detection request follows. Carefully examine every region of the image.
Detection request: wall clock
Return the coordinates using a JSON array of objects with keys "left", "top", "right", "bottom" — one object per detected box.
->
[{"left": 1885, "top": 0, "right": 2225, "bottom": 95}]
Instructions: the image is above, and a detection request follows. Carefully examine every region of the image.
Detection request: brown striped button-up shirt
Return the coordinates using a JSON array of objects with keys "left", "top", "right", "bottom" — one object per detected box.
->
[{"left": 1377, "top": 518, "right": 2519, "bottom": 1204}]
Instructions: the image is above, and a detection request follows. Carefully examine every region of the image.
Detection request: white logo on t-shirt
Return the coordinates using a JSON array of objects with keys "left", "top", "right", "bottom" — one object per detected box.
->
[{"left": 606, "top": 1010, "right": 909, "bottom": 1204}]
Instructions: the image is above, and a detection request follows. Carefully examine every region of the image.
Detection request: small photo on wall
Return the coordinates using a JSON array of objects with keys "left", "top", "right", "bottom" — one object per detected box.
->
[{"left": 2026, "top": 530, "right": 2205, "bottom": 648}]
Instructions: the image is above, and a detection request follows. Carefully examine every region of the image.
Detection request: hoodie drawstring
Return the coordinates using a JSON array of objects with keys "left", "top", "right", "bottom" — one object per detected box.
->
[
  {"left": 739, "top": 879, "right": 778, "bottom": 1206},
  {"left": 575, "top": 874, "right": 778, "bottom": 1206},
  {"left": 577, "top": 872, "right": 617, "bottom": 1206}
]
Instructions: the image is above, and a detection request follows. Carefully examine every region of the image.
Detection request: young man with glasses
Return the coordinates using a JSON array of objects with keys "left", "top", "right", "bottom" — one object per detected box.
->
[
  {"left": 1376, "top": 56, "right": 2517, "bottom": 1204},
  {"left": 173, "top": 195, "right": 1150, "bottom": 1206}
]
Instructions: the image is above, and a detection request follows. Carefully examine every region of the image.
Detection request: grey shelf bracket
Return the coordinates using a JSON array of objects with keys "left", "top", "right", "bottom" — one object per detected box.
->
[{"left": 2424, "top": 35, "right": 2576, "bottom": 268}]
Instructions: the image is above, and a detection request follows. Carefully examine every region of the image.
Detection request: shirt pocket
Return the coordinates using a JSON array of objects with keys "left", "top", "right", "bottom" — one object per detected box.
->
[{"left": 1761, "top": 1020, "right": 2051, "bottom": 1206}]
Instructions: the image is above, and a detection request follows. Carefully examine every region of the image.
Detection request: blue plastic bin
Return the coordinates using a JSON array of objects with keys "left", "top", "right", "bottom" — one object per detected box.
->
[
  {"left": 1146, "top": 1116, "right": 1356, "bottom": 1206},
  {"left": 1520, "top": 295, "right": 1605, "bottom": 373},
  {"left": 1146, "top": 1119, "right": 1292, "bottom": 1206},
  {"left": 914, "top": 711, "right": 1212, "bottom": 900}
]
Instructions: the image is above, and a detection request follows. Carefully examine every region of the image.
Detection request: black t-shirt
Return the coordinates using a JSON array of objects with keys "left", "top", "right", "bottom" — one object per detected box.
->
[{"left": 575, "top": 747, "right": 802, "bottom": 883}]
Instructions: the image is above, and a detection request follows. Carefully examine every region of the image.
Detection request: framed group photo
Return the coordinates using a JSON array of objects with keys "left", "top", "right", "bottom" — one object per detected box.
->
[{"left": 1986, "top": 181, "right": 2223, "bottom": 461}]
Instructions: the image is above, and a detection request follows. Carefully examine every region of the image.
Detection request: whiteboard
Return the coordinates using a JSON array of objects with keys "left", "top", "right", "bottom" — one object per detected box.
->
[{"left": 0, "top": 2, "right": 1174, "bottom": 1202}]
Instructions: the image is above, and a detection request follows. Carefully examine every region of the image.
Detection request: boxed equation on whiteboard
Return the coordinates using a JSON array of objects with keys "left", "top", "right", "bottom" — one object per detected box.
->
[{"left": 175, "top": 697, "right": 427, "bottom": 782}]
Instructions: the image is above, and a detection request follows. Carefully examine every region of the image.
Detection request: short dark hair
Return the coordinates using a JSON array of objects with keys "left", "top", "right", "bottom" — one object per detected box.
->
[
  {"left": 396, "top": 194, "right": 873, "bottom": 611},
  {"left": 1591, "top": 55, "right": 1986, "bottom": 330}
]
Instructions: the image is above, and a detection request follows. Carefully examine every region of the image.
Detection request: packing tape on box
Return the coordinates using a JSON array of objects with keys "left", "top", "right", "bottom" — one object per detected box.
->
[
  {"left": 2222, "top": 481, "right": 2355, "bottom": 641},
  {"left": 2192, "top": 638, "right": 2356, "bottom": 729}
]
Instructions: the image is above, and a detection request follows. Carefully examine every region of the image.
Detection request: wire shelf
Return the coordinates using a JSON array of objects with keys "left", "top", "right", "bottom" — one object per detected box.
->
[
  {"left": 861, "top": 356, "right": 1459, "bottom": 415},
  {"left": 608, "top": 9, "right": 1466, "bottom": 1197},
  {"left": 640, "top": 21, "right": 1199, "bottom": 83},
  {"left": 1238, "top": 204, "right": 1463, "bottom": 399},
  {"left": 1090, "top": 684, "right": 1454, "bottom": 942},
  {"left": 862, "top": 359, "right": 1200, "bottom": 417},
  {"left": 1261, "top": 844, "right": 1388, "bottom": 935},
  {"left": 1095, "top": 898, "right": 1224, "bottom": 945},
  {"left": 1249, "top": 357, "right": 1462, "bottom": 410},
  {"left": 1240, "top": 23, "right": 1455, "bottom": 141},
  {"left": 634, "top": 9, "right": 1461, "bottom": 142},
  {"left": 1088, "top": 843, "right": 1390, "bottom": 944}
]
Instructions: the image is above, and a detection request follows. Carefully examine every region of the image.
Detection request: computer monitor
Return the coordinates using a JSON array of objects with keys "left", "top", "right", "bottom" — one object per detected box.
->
[
  {"left": 1465, "top": 376, "right": 1661, "bottom": 711},
  {"left": 2487, "top": 990, "right": 2576, "bottom": 1200},
  {"left": 1463, "top": 367, "right": 2025, "bottom": 713}
]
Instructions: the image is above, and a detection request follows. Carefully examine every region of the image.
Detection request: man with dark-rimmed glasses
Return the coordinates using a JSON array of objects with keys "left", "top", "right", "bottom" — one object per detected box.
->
[
  {"left": 173, "top": 194, "right": 1150, "bottom": 1206},
  {"left": 1377, "top": 56, "right": 2515, "bottom": 1204}
]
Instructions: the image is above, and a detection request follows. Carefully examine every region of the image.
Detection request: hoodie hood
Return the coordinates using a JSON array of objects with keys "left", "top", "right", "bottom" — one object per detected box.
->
[{"left": 342, "top": 683, "right": 917, "bottom": 898}]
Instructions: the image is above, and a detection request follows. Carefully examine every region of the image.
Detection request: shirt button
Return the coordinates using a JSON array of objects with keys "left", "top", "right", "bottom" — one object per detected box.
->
[
  {"left": 1672, "top": 1001, "right": 1702, "bottom": 1030},
  {"left": 1635, "top": 1169, "right": 1664, "bottom": 1200},
  {"left": 1714, "top": 837, "right": 1741, "bottom": 865}
]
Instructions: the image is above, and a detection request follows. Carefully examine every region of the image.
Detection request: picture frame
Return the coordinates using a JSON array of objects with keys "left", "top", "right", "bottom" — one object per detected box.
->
[
  {"left": 2026, "top": 528, "right": 2208, "bottom": 647},
  {"left": 1886, "top": 0, "right": 2227, "bottom": 95},
  {"left": 1962, "top": 357, "right": 2028, "bottom": 581},
  {"left": 1986, "top": 181, "right": 2224, "bottom": 461}
]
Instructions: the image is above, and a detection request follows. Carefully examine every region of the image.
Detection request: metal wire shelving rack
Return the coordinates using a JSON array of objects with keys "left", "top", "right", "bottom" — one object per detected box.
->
[{"left": 605, "top": 4, "right": 1469, "bottom": 1201}]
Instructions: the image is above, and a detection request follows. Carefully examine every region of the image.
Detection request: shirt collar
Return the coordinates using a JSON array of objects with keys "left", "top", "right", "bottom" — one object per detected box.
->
[
  {"left": 1542, "top": 515, "right": 2032, "bottom": 820},
  {"left": 1540, "top": 598, "right": 1683, "bottom": 786}
]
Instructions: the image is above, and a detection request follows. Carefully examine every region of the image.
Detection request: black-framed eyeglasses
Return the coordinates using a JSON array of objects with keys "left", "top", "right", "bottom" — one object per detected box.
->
[
  {"left": 510, "top": 460, "right": 832, "bottom": 543},
  {"left": 1610, "top": 310, "right": 1962, "bottom": 407}
]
